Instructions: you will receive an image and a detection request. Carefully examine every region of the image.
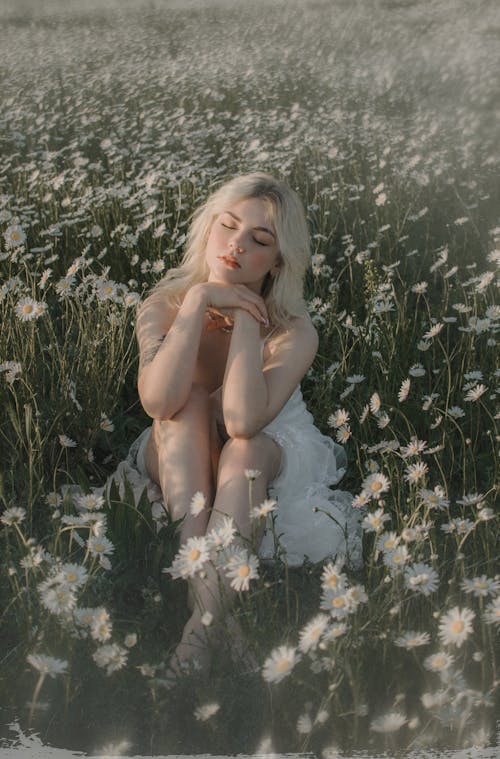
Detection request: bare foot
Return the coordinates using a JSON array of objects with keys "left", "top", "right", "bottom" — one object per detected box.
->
[{"left": 165, "top": 614, "right": 212, "bottom": 686}]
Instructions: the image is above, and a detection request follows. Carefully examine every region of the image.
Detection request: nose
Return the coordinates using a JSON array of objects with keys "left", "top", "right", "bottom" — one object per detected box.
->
[{"left": 230, "top": 241, "right": 244, "bottom": 254}]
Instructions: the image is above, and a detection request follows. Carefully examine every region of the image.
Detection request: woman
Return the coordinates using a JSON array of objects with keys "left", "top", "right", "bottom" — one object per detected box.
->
[{"left": 131, "top": 172, "right": 361, "bottom": 676}]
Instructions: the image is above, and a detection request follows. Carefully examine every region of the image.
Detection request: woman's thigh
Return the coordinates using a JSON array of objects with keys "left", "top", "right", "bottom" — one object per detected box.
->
[{"left": 142, "top": 384, "right": 224, "bottom": 488}]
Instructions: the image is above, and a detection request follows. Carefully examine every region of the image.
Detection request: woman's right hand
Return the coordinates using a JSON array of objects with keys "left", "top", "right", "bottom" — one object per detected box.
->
[{"left": 188, "top": 282, "right": 269, "bottom": 325}]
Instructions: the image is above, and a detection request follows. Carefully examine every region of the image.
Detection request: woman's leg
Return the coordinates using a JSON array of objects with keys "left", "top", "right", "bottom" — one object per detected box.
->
[
  {"left": 143, "top": 383, "right": 221, "bottom": 544},
  {"left": 171, "top": 432, "right": 282, "bottom": 672}
]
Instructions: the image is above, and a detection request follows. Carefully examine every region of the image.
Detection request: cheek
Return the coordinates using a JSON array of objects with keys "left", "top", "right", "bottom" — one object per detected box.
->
[{"left": 250, "top": 250, "right": 275, "bottom": 271}]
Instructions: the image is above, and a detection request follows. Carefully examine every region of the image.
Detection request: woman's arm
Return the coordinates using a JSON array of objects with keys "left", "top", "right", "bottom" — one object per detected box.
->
[
  {"left": 136, "top": 286, "right": 208, "bottom": 420},
  {"left": 136, "top": 282, "right": 270, "bottom": 420},
  {"left": 222, "top": 310, "right": 319, "bottom": 438}
]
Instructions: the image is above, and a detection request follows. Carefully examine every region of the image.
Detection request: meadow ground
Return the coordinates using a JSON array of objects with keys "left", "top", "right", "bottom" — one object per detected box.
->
[{"left": 0, "top": 0, "right": 499, "bottom": 755}]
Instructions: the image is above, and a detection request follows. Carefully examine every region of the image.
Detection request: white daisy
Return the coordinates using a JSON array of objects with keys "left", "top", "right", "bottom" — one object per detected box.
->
[
  {"left": 320, "top": 589, "right": 351, "bottom": 619},
  {"left": 422, "top": 322, "right": 444, "bottom": 340},
  {"left": 418, "top": 486, "right": 449, "bottom": 510},
  {"left": 262, "top": 645, "right": 299, "bottom": 683},
  {"left": 404, "top": 563, "right": 439, "bottom": 596},
  {"left": 404, "top": 461, "right": 428, "bottom": 483},
  {"left": 55, "top": 563, "right": 88, "bottom": 590},
  {"left": 166, "top": 536, "right": 209, "bottom": 579},
  {"left": 447, "top": 406, "right": 465, "bottom": 418},
  {"left": 383, "top": 545, "right": 410, "bottom": 572},
  {"left": 194, "top": 702, "right": 220, "bottom": 721},
  {"left": 93, "top": 643, "right": 128, "bottom": 675},
  {"left": 4, "top": 224, "right": 26, "bottom": 248},
  {"left": 1, "top": 507, "right": 27, "bottom": 525},
  {"left": 464, "top": 383, "right": 487, "bottom": 402},
  {"left": 438, "top": 607, "right": 475, "bottom": 648},
  {"left": 189, "top": 491, "right": 206, "bottom": 516},
  {"left": 206, "top": 516, "right": 237, "bottom": 549},
  {"left": 423, "top": 651, "right": 454, "bottom": 672},
  {"left": 361, "top": 507, "right": 390, "bottom": 533},
  {"left": 39, "top": 584, "right": 77, "bottom": 615},
  {"left": 15, "top": 297, "right": 46, "bottom": 322},
  {"left": 327, "top": 408, "right": 350, "bottom": 428},
  {"left": 461, "top": 575, "right": 500, "bottom": 598},
  {"left": 394, "top": 631, "right": 431, "bottom": 649},
  {"left": 369, "top": 392, "right": 381, "bottom": 415},
  {"left": 58, "top": 434, "right": 77, "bottom": 448},
  {"left": 224, "top": 550, "right": 259, "bottom": 592},
  {"left": 321, "top": 560, "right": 347, "bottom": 592},
  {"left": 298, "top": 614, "right": 330, "bottom": 653},
  {"left": 398, "top": 379, "right": 411, "bottom": 402},
  {"left": 400, "top": 437, "right": 427, "bottom": 457},
  {"left": 441, "top": 518, "right": 474, "bottom": 534},
  {"left": 76, "top": 492, "right": 105, "bottom": 512},
  {"left": 361, "top": 473, "right": 390, "bottom": 499},
  {"left": 335, "top": 424, "right": 351, "bottom": 444},
  {"left": 251, "top": 498, "right": 278, "bottom": 519},
  {"left": 87, "top": 535, "right": 115, "bottom": 558},
  {"left": 27, "top": 653, "right": 68, "bottom": 678},
  {"left": 376, "top": 531, "right": 400, "bottom": 554},
  {"left": 370, "top": 711, "right": 406, "bottom": 733},
  {"left": 483, "top": 597, "right": 500, "bottom": 627}
]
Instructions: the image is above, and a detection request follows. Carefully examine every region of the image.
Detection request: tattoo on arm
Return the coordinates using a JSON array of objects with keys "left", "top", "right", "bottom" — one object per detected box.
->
[{"left": 139, "top": 334, "right": 165, "bottom": 371}]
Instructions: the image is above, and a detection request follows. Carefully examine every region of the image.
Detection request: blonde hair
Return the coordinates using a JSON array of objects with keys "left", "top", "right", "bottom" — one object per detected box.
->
[{"left": 151, "top": 172, "right": 311, "bottom": 329}]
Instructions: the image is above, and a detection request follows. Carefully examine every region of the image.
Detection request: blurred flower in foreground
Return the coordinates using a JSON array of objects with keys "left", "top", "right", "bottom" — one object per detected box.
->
[
  {"left": 27, "top": 653, "right": 68, "bottom": 678},
  {"left": 262, "top": 645, "right": 299, "bottom": 683},
  {"left": 370, "top": 711, "right": 407, "bottom": 733}
]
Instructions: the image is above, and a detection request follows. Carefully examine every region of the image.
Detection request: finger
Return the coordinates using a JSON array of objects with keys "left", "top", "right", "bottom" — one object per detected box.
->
[{"left": 234, "top": 287, "right": 268, "bottom": 321}]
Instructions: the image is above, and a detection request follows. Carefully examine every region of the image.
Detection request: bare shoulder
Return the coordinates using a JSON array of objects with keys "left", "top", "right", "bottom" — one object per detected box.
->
[
  {"left": 136, "top": 288, "right": 177, "bottom": 333},
  {"left": 264, "top": 311, "right": 318, "bottom": 365}
]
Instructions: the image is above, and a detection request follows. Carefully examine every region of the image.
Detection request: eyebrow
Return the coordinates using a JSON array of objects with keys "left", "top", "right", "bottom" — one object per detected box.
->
[{"left": 223, "top": 210, "right": 276, "bottom": 239}]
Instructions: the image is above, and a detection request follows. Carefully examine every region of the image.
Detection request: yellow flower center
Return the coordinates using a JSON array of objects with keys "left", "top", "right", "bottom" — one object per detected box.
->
[
  {"left": 433, "top": 656, "right": 445, "bottom": 668},
  {"left": 238, "top": 565, "right": 250, "bottom": 578},
  {"left": 94, "top": 543, "right": 104, "bottom": 553},
  {"left": 371, "top": 481, "right": 382, "bottom": 491},
  {"left": 474, "top": 580, "right": 488, "bottom": 589},
  {"left": 276, "top": 658, "right": 291, "bottom": 673},
  {"left": 11, "top": 231, "right": 21, "bottom": 241},
  {"left": 332, "top": 596, "right": 345, "bottom": 608},
  {"left": 66, "top": 572, "right": 78, "bottom": 583},
  {"left": 188, "top": 549, "right": 201, "bottom": 562},
  {"left": 22, "top": 304, "right": 34, "bottom": 314},
  {"left": 450, "top": 620, "right": 464, "bottom": 634},
  {"left": 327, "top": 575, "right": 339, "bottom": 588}
]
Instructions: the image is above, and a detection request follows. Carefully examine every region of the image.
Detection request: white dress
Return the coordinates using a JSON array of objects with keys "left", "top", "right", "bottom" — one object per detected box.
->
[{"left": 107, "top": 336, "right": 363, "bottom": 569}]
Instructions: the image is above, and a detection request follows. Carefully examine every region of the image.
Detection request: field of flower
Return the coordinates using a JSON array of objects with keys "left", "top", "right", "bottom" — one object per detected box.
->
[{"left": 0, "top": 0, "right": 499, "bottom": 755}]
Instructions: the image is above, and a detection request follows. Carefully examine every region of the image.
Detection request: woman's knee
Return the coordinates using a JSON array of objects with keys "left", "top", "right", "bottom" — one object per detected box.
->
[
  {"left": 155, "top": 384, "right": 211, "bottom": 433},
  {"left": 218, "top": 432, "right": 281, "bottom": 480}
]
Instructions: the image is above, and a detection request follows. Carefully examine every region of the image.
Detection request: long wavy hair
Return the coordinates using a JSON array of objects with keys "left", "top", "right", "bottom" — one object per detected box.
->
[{"left": 151, "top": 172, "right": 311, "bottom": 329}]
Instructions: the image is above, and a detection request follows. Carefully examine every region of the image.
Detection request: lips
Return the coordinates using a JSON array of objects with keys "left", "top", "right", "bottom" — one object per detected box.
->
[{"left": 218, "top": 255, "right": 241, "bottom": 269}]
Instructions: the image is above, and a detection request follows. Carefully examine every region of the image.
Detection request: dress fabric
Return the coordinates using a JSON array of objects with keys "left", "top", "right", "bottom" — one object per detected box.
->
[{"left": 104, "top": 336, "right": 363, "bottom": 569}]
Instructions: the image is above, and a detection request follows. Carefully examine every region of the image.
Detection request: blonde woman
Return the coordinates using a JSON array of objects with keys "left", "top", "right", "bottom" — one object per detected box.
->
[{"left": 132, "top": 173, "right": 361, "bottom": 677}]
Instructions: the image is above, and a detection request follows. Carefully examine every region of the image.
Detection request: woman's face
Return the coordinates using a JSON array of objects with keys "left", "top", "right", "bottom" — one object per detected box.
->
[{"left": 205, "top": 197, "right": 281, "bottom": 294}]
